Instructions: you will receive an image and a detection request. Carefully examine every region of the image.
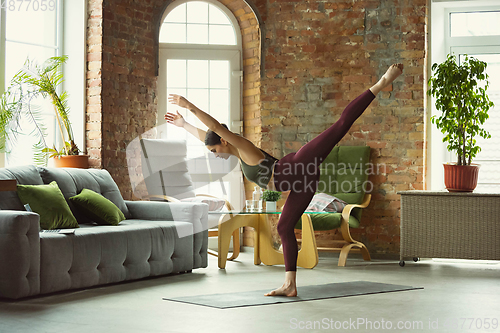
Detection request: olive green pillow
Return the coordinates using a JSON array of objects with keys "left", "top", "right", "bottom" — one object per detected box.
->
[
  {"left": 17, "top": 181, "right": 79, "bottom": 230},
  {"left": 69, "top": 188, "right": 125, "bottom": 226}
]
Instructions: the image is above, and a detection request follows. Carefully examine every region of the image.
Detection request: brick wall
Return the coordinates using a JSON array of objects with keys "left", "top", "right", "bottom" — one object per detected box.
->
[
  {"left": 87, "top": 0, "right": 427, "bottom": 255},
  {"left": 87, "top": 0, "right": 159, "bottom": 197},
  {"left": 258, "top": 0, "right": 426, "bottom": 255}
]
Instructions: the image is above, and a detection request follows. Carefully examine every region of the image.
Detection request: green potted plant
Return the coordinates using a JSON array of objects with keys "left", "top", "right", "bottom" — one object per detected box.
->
[
  {"left": 0, "top": 55, "right": 87, "bottom": 167},
  {"left": 428, "top": 53, "right": 494, "bottom": 192},
  {"left": 262, "top": 190, "right": 281, "bottom": 212}
]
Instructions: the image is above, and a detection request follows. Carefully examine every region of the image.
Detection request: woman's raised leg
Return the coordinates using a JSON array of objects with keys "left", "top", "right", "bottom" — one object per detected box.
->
[
  {"left": 265, "top": 63, "right": 403, "bottom": 297},
  {"left": 369, "top": 63, "right": 404, "bottom": 96},
  {"left": 292, "top": 63, "right": 404, "bottom": 168}
]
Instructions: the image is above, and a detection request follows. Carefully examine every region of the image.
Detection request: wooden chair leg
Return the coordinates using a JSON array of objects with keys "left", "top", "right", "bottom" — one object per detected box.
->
[
  {"left": 337, "top": 195, "right": 371, "bottom": 266},
  {"left": 338, "top": 244, "right": 357, "bottom": 267},
  {"left": 358, "top": 242, "right": 371, "bottom": 261},
  {"left": 338, "top": 223, "right": 371, "bottom": 266},
  {"left": 337, "top": 242, "right": 371, "bottom": 267}
]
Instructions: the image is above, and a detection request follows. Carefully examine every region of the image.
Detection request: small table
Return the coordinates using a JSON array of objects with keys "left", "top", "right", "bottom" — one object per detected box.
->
[{"left": 209, "top": 210, "right": 328, "bottom": 269}]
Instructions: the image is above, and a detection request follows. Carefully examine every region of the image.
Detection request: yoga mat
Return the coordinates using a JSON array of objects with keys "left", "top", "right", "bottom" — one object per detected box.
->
[{"left": 162, "top": 281, "right": 423, "bottom": 309}]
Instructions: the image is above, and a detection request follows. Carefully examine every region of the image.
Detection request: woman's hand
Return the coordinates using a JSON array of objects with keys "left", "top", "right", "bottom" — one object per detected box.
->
[
  {"left": 168, "top": 94, "right": 192, "bottom": 110},
  {"left": 164, "top": 111, "right": 186, "bottom": 128}
]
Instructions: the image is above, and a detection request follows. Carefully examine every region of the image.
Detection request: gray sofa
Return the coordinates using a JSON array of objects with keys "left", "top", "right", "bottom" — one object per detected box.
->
[{"left": 0, "top": 165, "right": 208, "bottom": 299}]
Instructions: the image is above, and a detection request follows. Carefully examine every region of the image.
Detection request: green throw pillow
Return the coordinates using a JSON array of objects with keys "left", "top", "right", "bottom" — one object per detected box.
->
[
  {"left": 17, "top": 181, "right": 79, "bottom": 230},
  {"left": 69, "top": 188, "right": 125, "bottom": 226}
]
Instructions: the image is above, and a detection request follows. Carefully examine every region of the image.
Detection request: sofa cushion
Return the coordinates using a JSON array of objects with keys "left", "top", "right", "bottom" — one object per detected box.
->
[
  {"left": 17, "top": 181, "right": 79, "bottom": 230},
  {"left": 69, "top": 189, "right": 126, "bottom": 226},
  {"left": 0, "top": 165, "right": 44, "bottom": 210},
  {"left": 38, "top": 167, "right": 131, "bottom": 222},
  {"left": 180, "top": 196, "right": 225, "bottom": 211},
  {"left": 295, "top": 213, "right": 361, "bottom": 230}
]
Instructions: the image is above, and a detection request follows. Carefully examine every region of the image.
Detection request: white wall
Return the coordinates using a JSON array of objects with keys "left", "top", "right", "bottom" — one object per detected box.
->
[
  {"left": 0, "top": 8, "right": 5, "bottom": 168},
  {"left": 62, "top": 0, "right": 87, "bottom": 154},
  {"left": 428, "top": 0, "right": 447, "bottom": 191}
]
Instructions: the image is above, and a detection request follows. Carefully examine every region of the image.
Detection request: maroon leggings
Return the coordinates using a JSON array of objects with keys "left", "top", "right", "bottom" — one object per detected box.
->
[{"left": 273, "top": 89, "right": 375, "bottom": 271}]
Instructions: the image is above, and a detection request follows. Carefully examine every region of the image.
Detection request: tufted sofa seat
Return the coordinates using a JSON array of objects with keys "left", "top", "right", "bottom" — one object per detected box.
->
[{"left": 0, "top": 165, "right": 208, "bottom": 299}]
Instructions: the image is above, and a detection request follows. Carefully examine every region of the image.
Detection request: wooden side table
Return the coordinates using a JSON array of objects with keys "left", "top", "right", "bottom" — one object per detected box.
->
[
  {"left": 211, "top": 211, "right": 319, "bottom": 269},
  {"left": 398, "top": 190, "right": 500, "bottom": 266}
]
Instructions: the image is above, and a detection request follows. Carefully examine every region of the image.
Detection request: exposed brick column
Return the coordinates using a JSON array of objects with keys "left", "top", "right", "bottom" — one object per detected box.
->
[
  {"left": 100, "top": 1, "right": 158, "bottom": 199},
  {"left": 87, "top": 0, "right": 159, "bottom": 199},
  {"left": 86, "top": 0, "right": 104, "bottom": 168}
]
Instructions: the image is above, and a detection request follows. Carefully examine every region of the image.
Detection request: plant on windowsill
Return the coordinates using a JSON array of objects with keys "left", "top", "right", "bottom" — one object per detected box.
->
[
  {"left": 262, "top": 190, "right": 281, "bottom": 212},
  {"left": 428, "top": 53, "right": 494, "bottom": 192},
  {"left": 0, "top": 55, "right": 88, "bottom": 168}
]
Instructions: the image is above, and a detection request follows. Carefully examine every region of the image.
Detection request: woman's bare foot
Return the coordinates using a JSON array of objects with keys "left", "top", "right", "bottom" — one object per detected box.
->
[
  {"left": 265, "top": 271, "right": 297, "bottom": 297},
  {"left": 265, "top": 283, "right": 297, "bottom": 297},
  {"left": 369, "top": 63, "right": 404, "bottom": 96}
]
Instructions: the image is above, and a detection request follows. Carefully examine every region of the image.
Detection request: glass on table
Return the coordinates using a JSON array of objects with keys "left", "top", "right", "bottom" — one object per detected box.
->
[
  {"left": 245, "top": 200, "right": 254, "bottom": 212},
  {"left": 245, "top": 200, "right": 263, "bottom": 212}
]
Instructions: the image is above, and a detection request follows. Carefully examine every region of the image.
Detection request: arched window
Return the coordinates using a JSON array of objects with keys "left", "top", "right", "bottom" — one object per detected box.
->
[
  {"left": 158, "top": 0, "right": 243, "bottom": 207},
  {"left": 160, "top": 1, "right": 237, "bottom": 45}
]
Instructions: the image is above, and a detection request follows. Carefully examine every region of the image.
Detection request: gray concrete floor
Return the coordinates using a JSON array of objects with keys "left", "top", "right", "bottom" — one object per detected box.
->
[{"left": 0, "top": 250, "right": 499, "bottom": 333}]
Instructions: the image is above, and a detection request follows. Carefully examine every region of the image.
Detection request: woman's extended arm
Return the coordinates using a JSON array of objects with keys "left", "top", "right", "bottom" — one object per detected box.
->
[
  {"left": 168, "top": 95, "right": 224, "bottom": 134},
  {"left": 168, "top": 94, "right": 264, "bottom": 164},
  {"left": 165, "top": 111, "right": 207, "bottom": 142},
  {"left": 184, "top": 122, "right": 207, "bottom": 142}
]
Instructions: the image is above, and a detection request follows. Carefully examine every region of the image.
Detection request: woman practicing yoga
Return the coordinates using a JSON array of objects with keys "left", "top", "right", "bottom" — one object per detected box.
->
[{"left": 166, "top": 63, "right": 403, "bottom": 297}]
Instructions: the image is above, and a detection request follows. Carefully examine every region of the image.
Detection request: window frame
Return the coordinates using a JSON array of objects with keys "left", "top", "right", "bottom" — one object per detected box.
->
[
  {"left": 1, "top": 0, "right": 62, "bottom": 167},
  {"left": 429, "top": 0, "right": 500, "bottom": 190},
  {"left": 158, "top": 0, "right": 242, "bottom": 47},
  {"left": 157, "top": 0, "right": 244, "bottom": 209},
  {"left": 0, "top": 0, "right": 86, "bottom": 167},
  {"left": 450, "top": 46, "right": 500, "bottom": 192}
]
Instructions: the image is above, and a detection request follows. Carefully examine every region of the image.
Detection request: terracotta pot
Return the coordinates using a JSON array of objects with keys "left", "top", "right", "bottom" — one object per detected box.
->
[
  {"left": 443, "top": 163, "right": 480, "bottom": 192},
  {"left": 53, "top": 155, "right": 89, "bottom": 169}
]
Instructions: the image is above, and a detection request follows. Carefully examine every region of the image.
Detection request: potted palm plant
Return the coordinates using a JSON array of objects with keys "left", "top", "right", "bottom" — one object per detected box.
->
[
  {"left": 428, "top": 53, "right": 494, "bottom": 192},
  {"left": 0, "top": 55, "right": 88, "bottom": 167}
]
